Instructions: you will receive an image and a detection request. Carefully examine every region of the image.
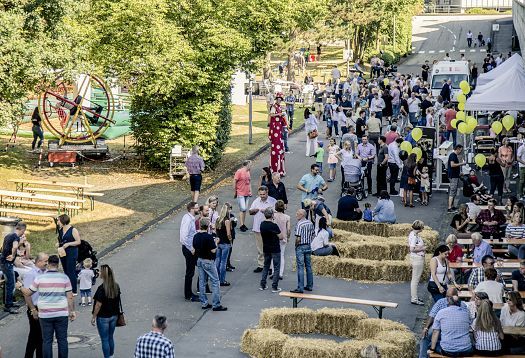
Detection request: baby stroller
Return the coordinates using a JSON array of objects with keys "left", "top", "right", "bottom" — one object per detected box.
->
[
  {"left": 342, "top": 159, "right": 367, "bottom": 200},
  {"left": 76, "top": 240, "right": 99, "bottom": 285}
]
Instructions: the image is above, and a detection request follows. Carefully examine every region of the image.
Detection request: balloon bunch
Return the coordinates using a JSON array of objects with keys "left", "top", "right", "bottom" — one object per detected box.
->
[
  {"left": 452, "top": 81, "right": 477, "bottom": 135},
  {"left": 490, "top": 114, "right": 515, "bottom": 135},
  {"left": 399, "top": 128, "right": 424, "bottom": 161}
]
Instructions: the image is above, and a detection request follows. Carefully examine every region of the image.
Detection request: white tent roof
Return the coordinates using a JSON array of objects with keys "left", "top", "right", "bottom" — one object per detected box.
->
[
  {"left": 465, "top": 63, "right": 525, "bottom": 111},
  {"left": 474, "top": 59, "right": 525, "bottom": 94},
  {"left": 476, "top": 53, "right": 524, "bottom": 87}
]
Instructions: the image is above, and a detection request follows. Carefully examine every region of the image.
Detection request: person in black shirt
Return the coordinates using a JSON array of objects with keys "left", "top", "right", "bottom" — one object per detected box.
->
[
  {"left": 355, "top": 110, "right": 366, "bottom": 139},
  {"left": 511, "top": 262, "right": 525, "bottom": 290},
  {"left": 487, "top": 152, "right": 504, "bottom": 201},
  {"left": 193, "top": 218, "right": 227, "bottom": 311},
  {"left": 421, "top": 61, "right": 430, "bottom": 82},
  {"left": 267, "top": 172, "right": 288, "bottom": 207},
  {"left": 1, "top": 221, "right": 26, "bottom": 313},
  {"left": 336, "top": 188, "right": 362, "bottom": 221},
  {"left": 31, "top": 107, "right": 44, "bottom": 152},
  {"left": 447, "top": 145, "right": 465, "bottom": 212},
  {"left": 259, "top": 208, "right": 284, "bottom": 292},
  {"left": 91, "top": 264, "right": 121, "bottom": 358}
]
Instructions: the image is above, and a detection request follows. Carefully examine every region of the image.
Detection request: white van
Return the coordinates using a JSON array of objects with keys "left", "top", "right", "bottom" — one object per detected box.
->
[{"left": 430, "top": 60, "right": 470, "bottom": 102}]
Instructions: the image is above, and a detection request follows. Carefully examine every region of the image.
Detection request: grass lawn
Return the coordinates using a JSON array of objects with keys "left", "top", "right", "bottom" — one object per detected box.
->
[{"left": 0, "top": 100, "right": 304, "bottom": 255}]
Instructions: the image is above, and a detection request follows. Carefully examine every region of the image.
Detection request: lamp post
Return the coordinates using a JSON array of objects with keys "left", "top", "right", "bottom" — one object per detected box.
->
[{"left": 248, "top": 74, "right": 253, "bottom": 145}]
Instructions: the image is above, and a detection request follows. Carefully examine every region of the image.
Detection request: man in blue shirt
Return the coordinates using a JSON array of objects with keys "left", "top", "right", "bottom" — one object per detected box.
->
[
  {"left": 284, "top": 92, "right": 296, "bottom": 129},
  {"left": 429, "top": 296, "right": 473, "bottom": 356},
  {"left": 336, "top": 188, "right": 362, "bottom": 221},
  {"left": 472, "top": 232, "right": 493, "bottom": 263},
  {"left": 297, "top": 164, "right": 328, "bottom": 205}
]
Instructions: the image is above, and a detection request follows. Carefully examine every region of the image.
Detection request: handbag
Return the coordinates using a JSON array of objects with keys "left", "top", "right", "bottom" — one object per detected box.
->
[
  {"left": 308, "top": 129, "right": 318, "bottom": 139},
  {"left": 407, "top": 177, "right": 417, "bottom": 185},
  {"left": 116, "top": 295, "right": 126, "bottom": 327},
  {"left": 427, "top": 258, "right": 448, "bottom": 294}
]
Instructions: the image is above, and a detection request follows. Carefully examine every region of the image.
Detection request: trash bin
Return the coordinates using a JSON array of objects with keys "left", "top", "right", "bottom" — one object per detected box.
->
[{"left": 0, "top": 217, "right": 21, "bottom": 240}]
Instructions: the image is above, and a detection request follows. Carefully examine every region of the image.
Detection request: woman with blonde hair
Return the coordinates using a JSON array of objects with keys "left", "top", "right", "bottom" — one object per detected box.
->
[
  {"left": 272, "top": 200, "right": 290, "bottom": 279},
  {"left": 206, "top": 196, "right": 219, "bottom": 232},
  {"left": 91, "top": 264, "right": 122, "bottom": 358},
  {"left": 408, "top": 220, "right": 426, "bottom": 305},
  {"left": 215, "top": 204, "right": 232, "bottom": 286},
  {"left": 473, "top": 300, "right": 504, "bottom": 355},
  {"left": 501, "top": 291, "right": 525, "bottom": 353},
  {"left": 445, "top": 234, "right": 463, "bottom": 263}
]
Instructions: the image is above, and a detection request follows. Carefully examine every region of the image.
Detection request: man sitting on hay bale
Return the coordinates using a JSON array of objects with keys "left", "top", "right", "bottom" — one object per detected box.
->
[{"left": 337, "top": 188, "right": 362, "bottom": 221}]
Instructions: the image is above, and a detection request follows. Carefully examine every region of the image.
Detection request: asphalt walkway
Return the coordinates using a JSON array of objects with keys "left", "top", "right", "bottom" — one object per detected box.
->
[{"left": 0, "top": 118, "right": 449, "bottom": 357}]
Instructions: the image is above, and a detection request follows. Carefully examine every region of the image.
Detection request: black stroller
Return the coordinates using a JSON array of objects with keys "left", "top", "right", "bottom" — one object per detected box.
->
[{"left": 76, "top": 240, "right": 100, "bottom": 285}]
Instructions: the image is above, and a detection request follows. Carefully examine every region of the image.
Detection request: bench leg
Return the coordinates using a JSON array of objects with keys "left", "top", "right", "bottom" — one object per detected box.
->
[
  {"left": 378, "top": 307, "right": 383, "bottom": 319},
  {"left": 292, "top": 297, "right": 298, "bottom": 308}
]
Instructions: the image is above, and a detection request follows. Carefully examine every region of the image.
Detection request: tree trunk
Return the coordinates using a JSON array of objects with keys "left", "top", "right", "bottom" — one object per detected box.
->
[{"left": 286, "top": 52, "right": 293, "bottom": 82}]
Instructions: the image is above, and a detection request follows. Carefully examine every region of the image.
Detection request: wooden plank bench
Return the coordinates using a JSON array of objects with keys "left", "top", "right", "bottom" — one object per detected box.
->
[
  {"left": 462, "top": 248, "right": 507, "bottom": 254},
  {"left": 0, "top": 207, "right": 56, "bottom": 219},
  {"left": 279, "top": 291, "right": 398, "bottom": 319},
  {"left": 2, "top": 199, "right": 81, "bottom": 214},
  {"left": 457, "top": 283, "right": 513, "bottom": 290},
  {"left": 459, "top": 290, "right": 525, "bottom": 299},
  {"left": 26, "top": 188, "right": 103, "bottom": 210}
]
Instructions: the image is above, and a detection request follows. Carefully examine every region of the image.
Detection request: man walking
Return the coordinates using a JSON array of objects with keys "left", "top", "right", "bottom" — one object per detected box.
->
[
  {"left": 259, "top": 208, "right": 284, "bottom": 293},
  {"left": 180, "top": 202, "right": 199, "bottom": 302},
  {"left": 285, "top": 91, "right": 296, "bottom": 130},
  {"left": 388, "top": 138, "right": 403, "bottom": 195},
  {"left": 1, "top": 221, "right": 26, "bottom": 314},
  {"left": 134, "top": 315, "right": 175, "bottom": 358},
  {"left": 267, "top": 172, "right": 288, "bottom": 207},
  {"left": 466, "top": 30, "right": 473, "bottom": 48},
  {"left": 375, "top": 136, "right": 389, "bottom": 195},
  {"left": 297, "top": 164, "right": 328, "bottom": 208},
  {"left": 356, "top": 135, "right": 376, "bottom": 194},
  {"left": 447, "top": 145, "right": 466, "bottom": 213},
  {"left": 407, "top": 92, "right": 421, "bottom": 127},
  {"left": 23, "top": 252, "right": 48, "bottom": 358},
  {"left": 193, "top": 218, "right": 227, "bottom": 311},
  {"left": 291, "top": 209, "right": 315, "bottom": 293},
  {"left": 185, "top": 146, "right": 205, "bottom": 202},
  {"left": 234, "top": 160, "right": 252, "bottom": 232},
  {"left": 24, "top": 255, "right": 76, "bottom": 358},
  {"left": 249, "top": 186, "right": 277, "bottom": 273}
]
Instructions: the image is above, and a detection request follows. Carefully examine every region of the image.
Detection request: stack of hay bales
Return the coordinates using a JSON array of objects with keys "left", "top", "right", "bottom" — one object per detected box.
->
[
  {"left": 241, "top": 307, "right": 415, "bottom": 358},
  {"left": 301, "top": 222, "right": 438, "bottom": 282}
]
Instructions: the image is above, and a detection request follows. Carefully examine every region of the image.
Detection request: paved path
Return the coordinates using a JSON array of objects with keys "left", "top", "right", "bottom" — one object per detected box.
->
[{"left": 0, "top": 119, "right": 449, "bottom": 357}]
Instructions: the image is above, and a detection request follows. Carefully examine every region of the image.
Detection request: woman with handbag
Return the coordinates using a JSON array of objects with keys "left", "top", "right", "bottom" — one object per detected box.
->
[
  {"left": 403, "top": 153, "right": 418, "bottom": 208},
  {"left": 304, "top": 108, "right": 319, "bottom": 157},
  {"left": 91, "top": 264, "right": 123, "bottom": 358},
  {"left": 427, "top": 245, "right": 458, "bottom": 302}
]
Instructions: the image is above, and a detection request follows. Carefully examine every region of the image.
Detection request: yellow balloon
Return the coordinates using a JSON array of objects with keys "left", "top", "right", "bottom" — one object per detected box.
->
[
  {"left": 383, "top": 78, "right": 389, "bottom": 86},
  {"left": 460, "top": 80, "right": 470, "bottom": 93},
  {"left": 502, "top": 115, "right": 515, "bottom": 130},
  {"left": 458, "top": 102, "right": 465, "bottom": 111},
  {"left": 458, "top": 122, "right": 468, "bottom": 134},
  {"left": 457, "top": 93, "right": 466, "bottom": 103},
  {"left": 466, "top": 116, "right": 477, "bottom": 131},
  {"left": 491, "top": 121, "right": 503, "bottom": 135},
  {"left": 412, "top": 147, "right": 422, "bottom": 161},
  {"left": 451, "top": 118, "right": 458, "bottom": 129},
  {"left": 474, "top": 154, "right": 486, "bottom": 168},
  {"left": 412, "top": 127, "right": 423, "bottom": 142},
  {"left": 456, "top": 111, "right": 466, "bottom": 121},
  {"left": 400, "top": 141, "right": 412, "bottom": 153}
]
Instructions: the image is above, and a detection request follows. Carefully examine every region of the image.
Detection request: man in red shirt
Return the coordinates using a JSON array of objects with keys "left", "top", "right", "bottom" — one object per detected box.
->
[
  {"left": 444, "top": 104, "right": 457, "bottom": 146},
  {"left": 234, "top": 160, "right": 252, "bottom": 232},
  {"left": 385, "top": 125, "right": 400, "bottom": 145}
]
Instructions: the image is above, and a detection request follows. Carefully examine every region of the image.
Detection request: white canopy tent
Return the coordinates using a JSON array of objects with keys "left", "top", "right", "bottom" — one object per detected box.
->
[
  {"left": 465, "top": 64, "right": 525, "bottom": 111},
  {"left": 475, "top": 53, "right": 524, "bottom": 87},
  {"left": 474, "top": 59, "right": 525, "bottom": 94}
]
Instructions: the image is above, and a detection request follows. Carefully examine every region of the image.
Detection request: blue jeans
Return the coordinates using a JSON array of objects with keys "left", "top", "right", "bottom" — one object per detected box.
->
[
  {"left": 509, "top": 244, "right": 525, "bottom": 259},
  {"left": 60, "top": 247, "right": 78, "bottom": 293},
  {"left": 1, "top": 260, "right": 15, "bottom": 307},
  {"left": 282, "top": 127, "right": 289, "bottom": 152},
  {"left": 261, "top": 252, "right": 280, "bottom": 289},
  {"left": 437, "top": 347, "right": 473, "bottom": 357},
  {"left": 445, "top": 130, "right": 457, "bottom": 146},
  {"left": 40, "top": 316, "right": 68, "bottom": 358},
  {"left": 295, "top": 244, "right": 313, "bottom": 291},
  {"left": 409, "top": 112, "right": 417, "bottom": 126},
  {"left": 392, "top": 104, "right": 401, "bottom": 118},
  {"left": 32, "top": 125, "right": 44, "bottom": 150},
  {"left": 197, "top": 258, "right": 221, "bottom": 308},
  {"left": 96, "top": 315, "right": 117, "bottom": 358},
  {"left": 332, "top": 121, "right": 339, "bottom": 136},
  {"left": 215, "top": 243, "right": 231, "bottom": 283},
  {"left": 419, "top": 328, "right": 441, "bottom": 358}
]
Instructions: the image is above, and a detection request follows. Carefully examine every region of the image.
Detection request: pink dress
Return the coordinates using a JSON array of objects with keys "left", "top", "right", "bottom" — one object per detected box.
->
[{"left": 269, "top": 104, "right": 286, "bottom": 175}]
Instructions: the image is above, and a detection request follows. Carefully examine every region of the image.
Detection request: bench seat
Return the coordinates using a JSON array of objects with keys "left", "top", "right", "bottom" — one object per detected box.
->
[{"left": 0, "top": 207, "right": 55, "bottom": 218}]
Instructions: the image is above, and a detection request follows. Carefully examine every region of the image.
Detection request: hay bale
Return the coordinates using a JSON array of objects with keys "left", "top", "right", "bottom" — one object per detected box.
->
[
  {"left": 379, "top": 260, "right": 413, "bottom": 281},
  {"left": 281, "top": 337, "right": 343, "bottom": 358},
  {"left": 419, "top": 230, "right": 439, "bottom": 250},
  {"left": 355, "top": 318, "right": 408, "bottom": 340},
  {"left": 240, "top": 328, "right": 287, "bottom": 358},
  {"left": 375, "top": 331, "right": 416, "bottom": 358},
  {"left": 339, "top": 340, "right": 399, "bottom": 358},
  {"left": 315, "top": 308, "right": 368, "bottom": 338},
  {"left": 259, "top": 308, "right": 317, "bottom": 334},
  {"left": 337, "top": 240, "right": 408, "bottom": 261}
]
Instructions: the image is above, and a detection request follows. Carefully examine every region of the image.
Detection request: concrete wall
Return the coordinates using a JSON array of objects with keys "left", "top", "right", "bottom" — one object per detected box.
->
[{"left": 514, "top": 0, "right": 525, "bottom": 54}]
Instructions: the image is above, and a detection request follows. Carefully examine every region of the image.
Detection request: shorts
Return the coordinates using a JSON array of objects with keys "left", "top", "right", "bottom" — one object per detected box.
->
[
  {"left": 189, "top": 174, "right": 202, "bottom": 192},
  {"left": 448, "top": 177, "right": 459, "bottom": 197},
  {"left": 80, "top": 289, "right": 92, "bottom": 298},
  {"left": 329, "top": 163, "right": 337, "bottom": 169},
  {"left": 237, "top": 196, "right": 250, "bottom": 212},
  {"left": 420, "top": 186, "right": 429, "bottom": 193}
]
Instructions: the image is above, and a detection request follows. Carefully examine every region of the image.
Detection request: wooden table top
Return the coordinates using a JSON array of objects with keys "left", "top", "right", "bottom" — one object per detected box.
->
[
  {"left": 0, "top": 189, "right": 84, "bottom": 204},
  {"left": 450, "top": 260, "right": 521, "bottom": 269},
  {"left": 8, "top": 179, "right": 94, "bottom": 189},
  {"left": 503, "top": 326, "right": 525, "bottom": 335},
  {"left": 457, "top": 238, "right": 525, "bottom": 245},
  {"left": 458, "top": 291, "right": 525, "bottom": 299}
]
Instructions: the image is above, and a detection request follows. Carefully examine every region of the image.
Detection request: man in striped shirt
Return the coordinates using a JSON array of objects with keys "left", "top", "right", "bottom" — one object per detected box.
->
[
  {"left": 23, "top": 254, "right": 76, "bottom": 358},
  {"left": 291, "top": 209, "right": 315, "bottom": 293}
]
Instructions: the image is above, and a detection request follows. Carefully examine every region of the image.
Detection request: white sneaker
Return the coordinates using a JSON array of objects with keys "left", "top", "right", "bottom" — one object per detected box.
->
[{"left": 272, "top": 288, "right": 282, "bottom": 293}]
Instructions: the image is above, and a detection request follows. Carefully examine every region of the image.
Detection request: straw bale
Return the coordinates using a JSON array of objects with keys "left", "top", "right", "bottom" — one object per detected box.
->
[
  {"left": 337, "top": 240, "right": 408, "bottom": 261},
  {"left": 259, "top": 308, "right": 317, "bottom": 334},
  {"left": 240, "top": 328, "right": 287, "bottom": 358},
  {"left": 375, "top": 330, "right": 416, "bottom": 358},
  {"left": 355, "top": 318, "right": 408, "bottom": 340},
  {"left": 281, "top": 337, "right": 343, "bottom": 358},
  {"left": 315, "top": 308, "right": 368, "bottom": 338},
  {"left": 379, "top": 260, "right": 413, "bottom": 281},
  {"left": 339, "top": 340, "right": 399, "bottom": 358}
]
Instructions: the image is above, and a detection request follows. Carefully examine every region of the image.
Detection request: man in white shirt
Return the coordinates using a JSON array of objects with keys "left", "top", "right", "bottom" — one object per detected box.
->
[
  {"left": 466, "top": 30, "right": 473, "bottom": 48},
  {"left": 495, "top": 54, "right": 503, "bottom": 67},
  {"left": 517, "top": 142, "right": 525, "bottom": 198},
  {"left": 474, "top": 267, "right": 504, "bottom": 303},
  {"left": 249, "top": 186, "right": 277, "bottom": 272},
  {"left": 388, "top": 137, "right": 403, "bottom": 195},
  {"left": 466, "top": 195, "right": 482, "bottom": 221},
  {"left": 180, "top": 201, "right": 200, "bottom": 301},
  {"left": 407, "top": 92, "right": 421, "bottom": 127},
  {"left": 370, "top": 92, "right": 385, "bottom": 122}
]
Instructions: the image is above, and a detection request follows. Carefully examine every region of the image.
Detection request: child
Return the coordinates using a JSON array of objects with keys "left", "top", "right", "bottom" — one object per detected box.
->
[
  {"left": 327, "top": 138, "right": 339, "bottom": 182},
  {"left": 363, "top": 203, "right": 373, "bottom": 222},
  {"left": 78, "top": 258, "right": 94, "bottom": 306},
  {"left": 420, "top": 166, "right": 430, "bottom": 206},
  {"left": 314, "top": 141, "right": 325, "bottom": 173}
]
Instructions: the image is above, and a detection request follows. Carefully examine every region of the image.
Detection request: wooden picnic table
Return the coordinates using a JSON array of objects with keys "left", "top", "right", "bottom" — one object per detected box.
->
[
  {"left": 503, "top": 326, "right": 525, "bottom": 335},
  {"left": 457, "top": 238, "right": 524, "bottom": 245},
  {"left": 458, "top": 291, "right": 525, "bottom": 299},
  {"left": 0, "top": 189, "right": 84, "bottom": 215},
  {"left": 450, "top": 260, "right": 521, "bottom": 269},
  {"left": 479, "top": 205, "right": 506, "bottom": 211},
  {"left": 9, "top": 179, "right": 93, "bottom": 197}
]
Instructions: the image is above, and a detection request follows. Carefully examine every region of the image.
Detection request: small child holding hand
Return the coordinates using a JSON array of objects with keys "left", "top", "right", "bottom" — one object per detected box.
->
[{"left": 78, "top": 258, "right": 94, "bottom": 306}]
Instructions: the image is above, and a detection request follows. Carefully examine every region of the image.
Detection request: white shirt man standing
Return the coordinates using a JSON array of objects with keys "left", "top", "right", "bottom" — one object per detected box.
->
[
  {"left": 249, "top": 186, "right": 277, "bottom": 273},
  {"left": 387, "top": 137, "right": 403, "bottom": 195},
  {"left": 180, "top": 201, "right": 200, "bottom": 301}
]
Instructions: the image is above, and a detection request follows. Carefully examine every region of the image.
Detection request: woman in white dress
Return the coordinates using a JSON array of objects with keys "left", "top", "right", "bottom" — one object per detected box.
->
[{"left": 304, "top": 108, "right": 319, "bottom": 156}]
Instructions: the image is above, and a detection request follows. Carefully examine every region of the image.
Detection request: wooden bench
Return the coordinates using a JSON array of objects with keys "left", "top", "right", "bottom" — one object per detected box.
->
[
  {"left": 459, "top": 291, "right": 525, "bottom": 299},
  {"left": 457, "top": 283, "right": 512, "bottom": 290},
  {"left": 462, "top": 248, "right": 507, "bottom": 254},
  {"left": 26, "top": 188, "right": 103, "bottom": 210},
  {"left": 279, "top": 291, "right": 398, "bottom": 319},
  {"left": 2, "top": 199, "right": 81, "bottom": 214},
  {"left": 0, "top": 207, "right": 55, "bottom": 219}
]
